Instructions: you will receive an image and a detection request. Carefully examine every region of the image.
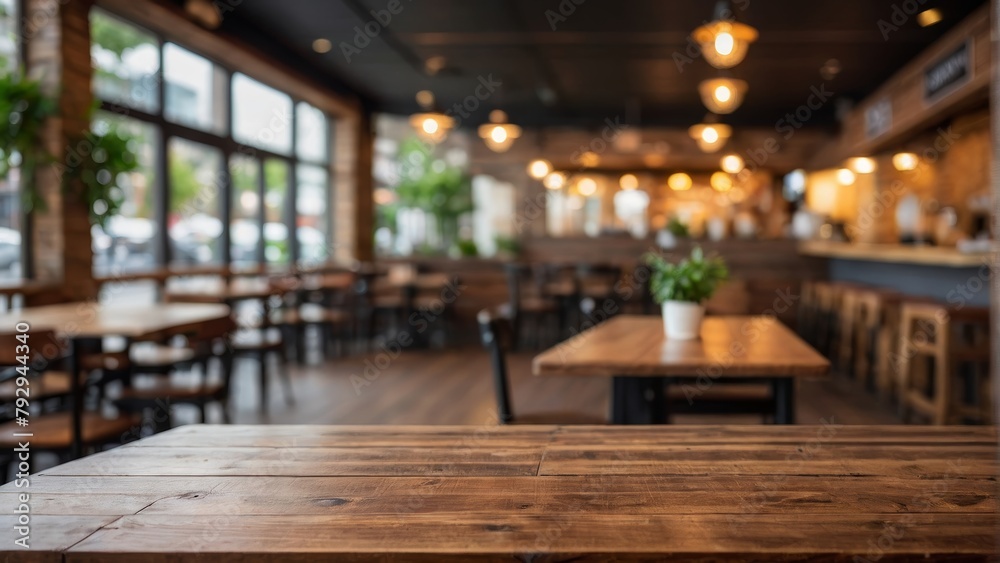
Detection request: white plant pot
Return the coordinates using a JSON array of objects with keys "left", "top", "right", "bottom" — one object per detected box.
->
[{"left": 662, "top": 300, "right": 705, "bottom": 340}]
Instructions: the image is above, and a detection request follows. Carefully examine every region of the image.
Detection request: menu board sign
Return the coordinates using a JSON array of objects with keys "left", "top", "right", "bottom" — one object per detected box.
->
[{"left": 925, "top": 41, "right": 971, "bottom": 102}]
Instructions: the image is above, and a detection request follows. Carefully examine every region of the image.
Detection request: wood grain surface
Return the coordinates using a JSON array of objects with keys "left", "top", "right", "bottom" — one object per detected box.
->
[
  {"left": 0, "top": 424, "right": 995, "bottom": 561},
  {"left": 533, "top": 315, "right": 831, "bottom": 377}
]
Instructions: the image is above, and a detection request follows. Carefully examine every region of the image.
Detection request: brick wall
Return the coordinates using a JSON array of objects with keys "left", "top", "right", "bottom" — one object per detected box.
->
[{"left": 26, "top": 0, "right": 96, "bottom": 300}]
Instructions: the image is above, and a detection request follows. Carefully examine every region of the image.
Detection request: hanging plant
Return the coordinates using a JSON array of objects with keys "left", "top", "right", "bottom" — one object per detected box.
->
[
  {"left": 0, "top": 70, "right": 56, "bottom": 212},
  {"left": 66, "top": 124, "right": 140, "bottom": 229}
]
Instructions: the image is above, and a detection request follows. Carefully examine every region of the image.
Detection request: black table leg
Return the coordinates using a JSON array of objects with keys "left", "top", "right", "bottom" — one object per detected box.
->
[
  {"left": 68, "top": 337, "right": 82, "bottom": 459},
  {"left": 611, "top": 376, "right": 666, "bottom": 424},
  {"left": 772, "top": 378, "right": 795, "bottom": 424}
]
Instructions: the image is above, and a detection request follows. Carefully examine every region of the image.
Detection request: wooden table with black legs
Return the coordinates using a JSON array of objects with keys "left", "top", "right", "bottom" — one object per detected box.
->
[
  {"left": 0, "top": 303, "right": 231, "bottom": 458},
  {"left": 533, "top": 315, "right": 830, "bottom": 424}
]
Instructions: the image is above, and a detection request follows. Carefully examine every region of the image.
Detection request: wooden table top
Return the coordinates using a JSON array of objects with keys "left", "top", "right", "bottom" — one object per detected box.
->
[
  {"left": 534, "top": 315, "right": 830, "bottom": 378},
  {"left": 165, "top": 280, "right": 279, "bottom": 303},
  {"left": 3, "top": 424, "right": 995, "bottom": 562},
  {"left": 0, "top": 302, "right": 231, "bottom": 339}
]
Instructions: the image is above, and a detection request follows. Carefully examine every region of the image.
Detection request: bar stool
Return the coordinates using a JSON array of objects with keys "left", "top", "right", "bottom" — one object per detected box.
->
[
  {"left": 797, "top": 280, "right": 820, "bottom": 347},
  {"left": 810, "top": 282, "right": 839, "bottom": 359},
  {"left": 896, "top": 302, "right": 991, "bottom": 425},
  {"left": 851, "top": 288, "right": 901, "bottom": 391}
]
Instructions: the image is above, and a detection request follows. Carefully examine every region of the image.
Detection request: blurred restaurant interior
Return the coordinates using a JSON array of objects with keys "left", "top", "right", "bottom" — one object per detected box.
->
[{"left": 0, "top": 0, "right": 998, "bottom": 560}]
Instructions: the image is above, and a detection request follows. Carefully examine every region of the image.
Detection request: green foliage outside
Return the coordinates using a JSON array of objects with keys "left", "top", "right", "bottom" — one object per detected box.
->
[
  {"left": 645, "top": 247, "right": 728, "bottom": 304},
  {"left": 392, "top": 137, "right": 474, "bottom": 255},
  {"left": 0, "top": 70, "right": 56, "bottom": 212}
]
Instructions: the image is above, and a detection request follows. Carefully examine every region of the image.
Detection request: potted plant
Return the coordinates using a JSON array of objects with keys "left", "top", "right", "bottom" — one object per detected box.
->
[{"left": 645, "top": 247, "right": 728, "bottom": 340}]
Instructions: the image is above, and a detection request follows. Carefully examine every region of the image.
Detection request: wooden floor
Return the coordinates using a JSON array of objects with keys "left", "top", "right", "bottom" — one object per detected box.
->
[{"left": 225, "top": 345, "right": 903, "bottom": 426}]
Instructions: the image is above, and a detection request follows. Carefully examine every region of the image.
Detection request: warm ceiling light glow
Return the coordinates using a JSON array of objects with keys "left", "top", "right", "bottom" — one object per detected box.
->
[
  {"left": 711, "top": 171, "right": 733, "bottom": 192},
  {"left": 668, "top": 173, "right": 692, "bottom": 191},
  {"left": 415, "top": 90, "right": 435, "bottom": 108},
  {"left": 527, "top": 159, "right": 552, "bottom": 179},
  {"left": 892, "top": 152, "right": 919, "bottom": 171},
  {"left": 577, "top": 177, "right": 598, "bottom": 196},
  {"left": 720, "top": 153, "right": 745, "bottom": 174},
  {"left": 478, "top": 110, "right": 521, "bottom": 153},
  {"left": 312, "top": 38, "right": 332, "bottom": 54},
  {"left": 409, "top": 112, "right": 454, "bottom": 144},
  {"left": 715, "top": 31, "right": 734, "bottom": 56},
  {"left": 917, "top": 8, "right": 942, "bottom": 27},
  {"left": 619, "top": 174, "right": 639, "bottom": 191},
  {"left": 699, "top": 78, "right": 748, "bottom": 114},
  {"left": 836, "top": 168, "right": 856, "bottom": 185},
  {"left": 848, "top": 157, "right": 876, "bottom": 174},
  {"left": 579, "top": 151, "right": 601, "bottom": 167},
  {"left": 689, "top": 123, "right": 732, "bottom": 153},
  {"left": 692, "top": 17, "right": 759, "bottom": 69},
  {"left": 543, "top": 171, "right": 566, "bottom": 190}
]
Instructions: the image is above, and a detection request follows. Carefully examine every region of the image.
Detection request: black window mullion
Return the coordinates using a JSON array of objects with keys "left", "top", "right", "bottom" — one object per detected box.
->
[
  {"left": 155, "top": 37, "right": 170, "bottom": 267},
  {"left": 288, "top": 102, "right": 299, "bottom": 265},
  {"left": 255, "top": 158, "right": 265, "bottom": 265}
]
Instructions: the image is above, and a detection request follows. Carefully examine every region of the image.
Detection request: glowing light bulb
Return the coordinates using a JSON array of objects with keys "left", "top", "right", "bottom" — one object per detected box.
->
[
  {"left": 702, "top": 126, "right": 719, "bottom": 144},
  {"left": 668, "top": 173, "right": 692, "bottom": 191},
  {"left": 543, "top": 172, "right": 566, "bottom": 190},
  {"left": 715, "top": 32, "right": 734, "bottom": 56},
  {"left": 721, "top": 154, "right": 744, "bottom": 174},
  {"left": 578, "top": 177, "right": 597, "bottom": 196},
  {"left": 619, "top": 174, "right": 638, "bottom": 191},
  {"left": 527, "top": 159, "right": 551, "bottom": 179},
  {"left": 714, "top": 85, "right": 732, "bottom": 103},
  {"left": 422, "top": 119, "right": 438, "bottom": 134},
  {"left": 836, "top": 168, "right": 856, "bottom": 185},
  {"left": 490, "top": 126, "right": 507, "bottom": 143}
]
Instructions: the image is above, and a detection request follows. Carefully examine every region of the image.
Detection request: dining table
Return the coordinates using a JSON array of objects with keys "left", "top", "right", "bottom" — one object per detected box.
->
[
  {"left": 0, "top": 302, "right": 231, "bottom": 458},
  {"left": 533, "top": 315, "right": 830, "bottom": 424},
  {"left": 2, "top": 423, "right": 995, "bottom": 561}
]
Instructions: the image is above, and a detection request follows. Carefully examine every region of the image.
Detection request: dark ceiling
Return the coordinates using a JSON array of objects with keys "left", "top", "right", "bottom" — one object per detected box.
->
[{"left": 209, "top": 0, "right": 988, "bottom": 129}]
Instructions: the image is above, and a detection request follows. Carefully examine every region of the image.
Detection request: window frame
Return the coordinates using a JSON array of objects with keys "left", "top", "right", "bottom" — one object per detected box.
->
[{"left": 89, "top": 7, "right": 335, "bottom": 272}]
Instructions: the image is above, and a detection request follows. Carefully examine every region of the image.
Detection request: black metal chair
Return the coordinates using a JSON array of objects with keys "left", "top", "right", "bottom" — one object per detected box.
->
[
  {"left": 503, "top": 263, "right": 559, "bottom": 350},
  {"left": 477, "top": 308, "right": 605, "bottom": 425}
]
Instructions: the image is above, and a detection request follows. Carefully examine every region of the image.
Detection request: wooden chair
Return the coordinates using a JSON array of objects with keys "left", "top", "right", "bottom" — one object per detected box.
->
[
  {"left": 896, "top": 302, "right": 991, "bottom": 424},
  {"left": 504, "top": 263, "right": 559, "bottom": 350},
  {"left": 0, "top": 330, "right": 138, "bottom": 478},
  {"left": 270, "top": 274, "right": 353, "bottom": 363},
  {"left": 231, "top": 280, "right": 293, "bottom": 414},
  {"left": 114, "top": 316, "right": 237, "bottom": 426},
  {"left": 477, "top": 308, "right": 605, "bottom": 425}
]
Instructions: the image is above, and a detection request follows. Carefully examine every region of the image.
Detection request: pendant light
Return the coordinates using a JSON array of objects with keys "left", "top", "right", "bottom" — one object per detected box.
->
[
  {"left": 698, "top": 78, "right": 748, "bottom": 114},
  {"left": 478, "top": 110, "right": 522, "bottom": 153},
  {"left": 409, "top": 90, "right": 454, "bottom": 144},
  {"left": 667, "top": 173, "right": 692, "bottom": 192},
  {"left": 689, "top": 122, "right": 732, "bottom": 153},
  {"left": 720, "top": 153, "right": 745, "bottom": 174},
  {"left": 527, "top": 159, "right": 552, "bottom": 179},
  {"left": 692, "top": 1, "right": 758, "bottom": 69}
]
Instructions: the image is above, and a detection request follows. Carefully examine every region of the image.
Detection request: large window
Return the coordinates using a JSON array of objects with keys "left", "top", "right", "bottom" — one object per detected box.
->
[
  {"left": 230, "top": 154, "right": 260, "bottom": 267},
  {"left": 89, "top": 8, "right": 335, "bottom": 274},
  {"left": 164, "top": 43, "right": 227, "bottom": 134},
  {"left": 91, "top": 10, "right": 159, "bottom": 113},
  {"left": 0, "top": 0, "right": 19, "bottom": 280},
  {"left": 0, "top": 0, "right": 18, "bottom": 71},
  {"left": 168, "top": 138, "right": 223, "bottom": 265},
  {"left": 232, "top": 73, "right": 293, "bottom": 155},
  {"left": 91, "top": 113, "right": 159, "bottom": 276}
]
